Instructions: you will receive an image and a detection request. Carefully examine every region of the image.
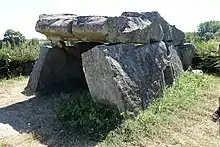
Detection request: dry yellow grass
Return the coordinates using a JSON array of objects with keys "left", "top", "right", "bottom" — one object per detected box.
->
[{"left": 1, "top": 133, "right": 46, "bottom": 147}]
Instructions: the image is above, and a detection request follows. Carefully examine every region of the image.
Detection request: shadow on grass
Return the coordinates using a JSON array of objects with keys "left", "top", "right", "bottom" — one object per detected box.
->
[
  {"left": 56, "top": 91, "right": 123, "bottom": 141},
  {"left": 0, "top": 90, "right": 123, "bottom": 147}
]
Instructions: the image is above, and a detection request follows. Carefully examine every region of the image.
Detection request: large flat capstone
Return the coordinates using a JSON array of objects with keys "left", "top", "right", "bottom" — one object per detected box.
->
[{"left": 36, "top": 12, "right": 184, "bottom": 45}]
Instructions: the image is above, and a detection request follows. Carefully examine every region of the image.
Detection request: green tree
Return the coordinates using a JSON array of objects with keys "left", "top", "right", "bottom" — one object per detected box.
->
[
  {"left": 197, "top": 21, "right": 220, "bottom": 37},
  {"left": 3, "top": 29, "right": 25, "bottom": 47}
]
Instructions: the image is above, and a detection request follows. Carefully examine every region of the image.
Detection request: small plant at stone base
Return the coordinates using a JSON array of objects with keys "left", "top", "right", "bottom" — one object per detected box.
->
[{"left": 56, "top": 91, "right": 123, "bottom": 140}]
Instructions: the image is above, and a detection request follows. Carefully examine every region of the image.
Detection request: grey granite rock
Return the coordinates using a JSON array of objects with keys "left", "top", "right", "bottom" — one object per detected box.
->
[
  {"left": 36, "top": 12, "right": 184, "bottom": 45},
  {"left": 82, "top": 41, "right": 183, "bottom": 113},
  {"left": 177, "top": 43, "right": 196, "bottom": 70}
]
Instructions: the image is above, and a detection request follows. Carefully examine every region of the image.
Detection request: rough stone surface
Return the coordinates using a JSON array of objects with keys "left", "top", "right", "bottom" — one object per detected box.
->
[
  {"left": 27, "top": 11, "right": 195, "bottom": 114},
  {"left": 166, "top": 43, "right": 184, "bottom": 82},
  {"left": 82, "top": 41, "right": 183, "bottom": 112},
  {"left": 25, "top": 46, "right": 50, "bottom": 94},
  {"left": 25, "top": 45, "right": 89, "bottom": 95},
  {"left": 36, "top": 12, "right": 184, "bottom": 45},
  {"left": 177, "top": 43, "right": 196, "bottom": 70}
]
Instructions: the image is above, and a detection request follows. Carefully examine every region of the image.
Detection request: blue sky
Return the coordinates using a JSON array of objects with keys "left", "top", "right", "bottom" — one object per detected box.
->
[{"left": 1, "top": 0, "right": 220, "bottom": 39}]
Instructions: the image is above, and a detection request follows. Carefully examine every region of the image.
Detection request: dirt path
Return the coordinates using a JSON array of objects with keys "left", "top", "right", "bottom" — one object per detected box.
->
[{"left": 0, "top": 78, "right": 95, "bottom": 147}]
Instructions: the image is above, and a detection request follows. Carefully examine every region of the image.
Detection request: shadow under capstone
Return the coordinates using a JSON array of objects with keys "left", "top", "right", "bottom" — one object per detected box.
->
[
  {"left": 23, "top": 42, "right": 103, "bottom": 96},
  {"left": 0, "top": 91, "right": 123, "bottom": 147}
]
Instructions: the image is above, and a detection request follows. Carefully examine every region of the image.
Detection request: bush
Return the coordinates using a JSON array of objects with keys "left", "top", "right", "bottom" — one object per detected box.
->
[
  {"left": 0, "top": 42, "right": 39, "bottom": 79},
  {"left": 192, "top": 41, "right": 220, "bottom": 76}
]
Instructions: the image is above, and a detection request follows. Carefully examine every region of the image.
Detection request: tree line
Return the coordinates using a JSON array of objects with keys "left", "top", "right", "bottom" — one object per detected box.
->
[
  {"left": 185, "top": 20, "right": 220, "bottom": 42},
  {"left": 0, "top": 29, "right": 41, "bottom": 49}
]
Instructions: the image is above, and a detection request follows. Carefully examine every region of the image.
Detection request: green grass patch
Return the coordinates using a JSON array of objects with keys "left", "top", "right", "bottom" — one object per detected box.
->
[
  {"left": 96, "top": 72, "right": 218, "bottom": 146},
  {"left": 56, "top": 91, "right": 123, "bottom": 140},
  {"left": 55, "top": 72, "right": 218, "bottom": 146}
]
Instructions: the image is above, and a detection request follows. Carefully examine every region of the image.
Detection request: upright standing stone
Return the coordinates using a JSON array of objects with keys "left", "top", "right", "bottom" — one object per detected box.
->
[
  {"left": 177, "top": 43, "right": 196, "bottom": 70},
  {"left": 25, "top": 45, "right": 88, "bottom": 95},
  {"left": 82, "top": 41, "right": 183, "bottom": 113},
  {"left": 25, "top": 46, "right": 50, "bottom": 94}
]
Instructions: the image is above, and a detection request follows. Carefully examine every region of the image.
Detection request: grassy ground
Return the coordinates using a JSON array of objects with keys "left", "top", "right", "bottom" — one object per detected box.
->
[
  {"left": 0, "top": 73, "right": 220, "bottom": 146},
  {"left": 0, "top": 77, "right": 94, "bottom": 147},
  {"left": 96, "top": 72, "right": 220, "bottom": 146},
  {"left": 0, "top": 76, "right": 26, "bottom": 86}
]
